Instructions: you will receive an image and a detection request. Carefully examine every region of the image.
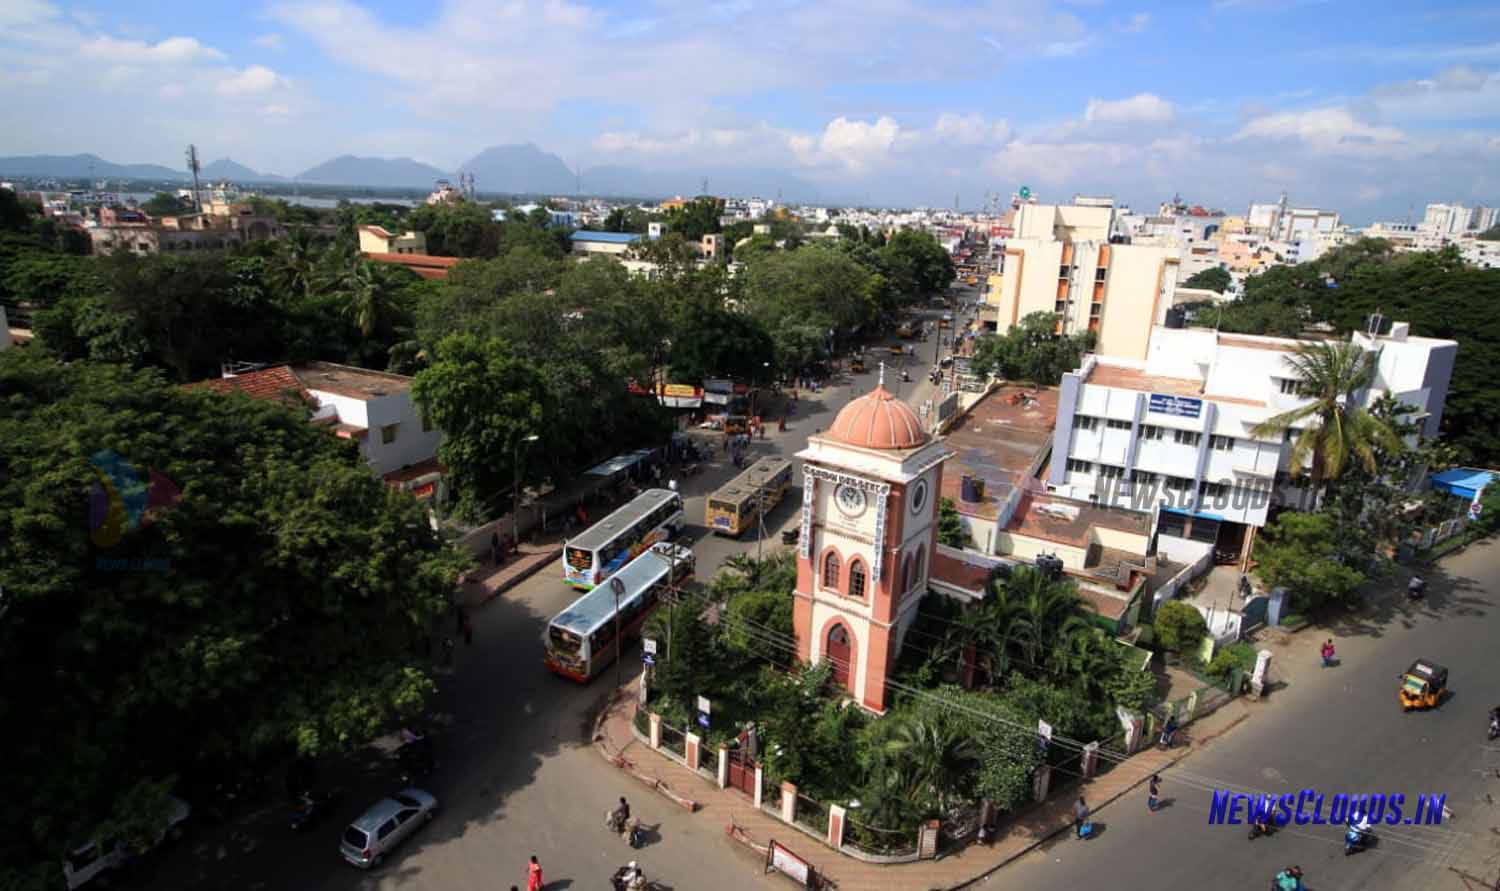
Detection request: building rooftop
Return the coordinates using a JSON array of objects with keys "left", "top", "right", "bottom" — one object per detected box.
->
[
  {"left": 183, "top": 365, "right": 312, "bottom": 408},
  {"left": 1005, "top": 491, "right": 1151, "bottom": 548},
  {"left": 292, "top": 361, "right": 414, "bottom": 401},
  {"left": 1085, "top": 363, "right": 1266, "bottom": 408},
  {"left": 363, "top": 252, "right": 461, "bottom": 280},
  {"left": 358, "top": 225, "right": 395, "bottom": 238},
  {"left": 941, "top": 386, "right": 1058, "bottom": 520},
  {"left": 571, "top": 230, "right": 642, "bottom": 244}
]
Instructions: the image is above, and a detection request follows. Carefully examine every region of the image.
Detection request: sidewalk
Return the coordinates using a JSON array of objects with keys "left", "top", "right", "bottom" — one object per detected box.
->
[
  {"left": 594, "top": 681, "right": 1252, "bottom": 891},
  {"left": 457, "top": 535, "right": 564, "bottom": 607}
]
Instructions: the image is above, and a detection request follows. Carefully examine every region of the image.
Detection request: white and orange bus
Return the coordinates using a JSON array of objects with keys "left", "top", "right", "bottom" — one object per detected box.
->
[{"left": 563, "top": 488, "right": 685, "bottom": 590}]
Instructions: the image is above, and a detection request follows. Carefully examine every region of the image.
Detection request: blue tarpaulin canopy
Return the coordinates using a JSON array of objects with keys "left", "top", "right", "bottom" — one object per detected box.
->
[{"left": 1429, "top": 467, "right": 1495, "bottom": 501}]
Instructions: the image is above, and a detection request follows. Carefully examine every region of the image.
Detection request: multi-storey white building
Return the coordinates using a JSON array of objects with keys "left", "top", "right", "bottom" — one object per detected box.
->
[{"left": 1046, "top": 323, "right": 1457, "bottom": 565}]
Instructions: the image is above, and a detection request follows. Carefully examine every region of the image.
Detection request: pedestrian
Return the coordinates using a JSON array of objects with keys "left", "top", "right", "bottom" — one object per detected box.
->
[
  {"left": 463, "top": 616, "right": 474, "bottom": 646},
  {"left": 1148, "top": 774, "right": 1161, "bottom": 812},
  {"left": 442, "top": 637, "right": 455, "bottom": 666},
  {"left": 527, "top": 855, "right": 544, "bottom": 891},
  {"left": 1320, "top": 638, "right": 1335, "bottom": 668},
  {"left": 759, "top": 424, "right": 766, "bottom": 440},
  {"left": 778, "top": 416, "right": 786, "bottom": 432},
  {"left": 653, "top": 463, "right": 662, "bottom": 484},
  {"left": 1074, "top": 796, "right": 1090, "bottom": 838},
  {"left": 490, "top": 530, "right": 502, "bottom": 565},
  {"left": 668, "top": 478, "right": 678, "bottom": 493}
]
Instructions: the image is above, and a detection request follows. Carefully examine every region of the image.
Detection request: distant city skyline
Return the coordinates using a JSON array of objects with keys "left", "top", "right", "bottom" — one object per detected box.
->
[{"left": 3, "top": 0, "right": 1499, "bottom": 221}]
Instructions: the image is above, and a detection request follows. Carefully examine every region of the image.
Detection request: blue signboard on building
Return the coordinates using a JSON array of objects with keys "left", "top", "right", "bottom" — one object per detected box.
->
[{"left": 1148, "top": 394, "right": 1203, "bottom": 419}]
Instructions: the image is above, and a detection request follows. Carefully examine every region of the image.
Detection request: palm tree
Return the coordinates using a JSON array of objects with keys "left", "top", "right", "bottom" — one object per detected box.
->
[
  {"left": 883, "top": 716, "right": 980, "bottom": 814},
  {"left": 271, "top": 226, "right": 318, "bottom": 299},
  {"left": 338, "top": 260, "right": 404, "bottom": 339},
  {"left": 1250, "top": 341, "right": 1402, "bottom": 485},
  {"left": 1002, "top": 567, "right": 1094, "bottom": 674}
]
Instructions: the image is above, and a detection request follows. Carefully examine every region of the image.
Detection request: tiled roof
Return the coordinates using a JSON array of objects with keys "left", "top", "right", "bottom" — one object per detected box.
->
[
  {"left": 363, "top": 252, "right": 461, "bottom": 280},
  {"left": 570, "top": 230, "right": 642, "bottom": 244},
  {"left": 828, "top": 385, "right": 928, "bottom": 450},
  {"left": 183, "top": 366, "right": 312, "bottom": 408}
]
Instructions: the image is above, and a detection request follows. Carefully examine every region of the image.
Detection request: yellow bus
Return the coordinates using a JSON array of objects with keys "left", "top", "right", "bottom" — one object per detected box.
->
[{"left": 705, "top": 456, "right": 794, "bottom": 537}]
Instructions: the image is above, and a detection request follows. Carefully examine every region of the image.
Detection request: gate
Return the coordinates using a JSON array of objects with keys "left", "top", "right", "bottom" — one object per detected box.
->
[{"left": 727, "top": 730, "right": 758, "bottom": 798}]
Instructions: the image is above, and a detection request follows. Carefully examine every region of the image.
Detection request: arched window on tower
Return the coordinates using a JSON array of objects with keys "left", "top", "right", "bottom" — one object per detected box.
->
[
  {"left": 822, "top": 551, "right": 841, "bottom": 590},
  {"left": 848, "top": 559, "right": 867, "bottom": 599}
]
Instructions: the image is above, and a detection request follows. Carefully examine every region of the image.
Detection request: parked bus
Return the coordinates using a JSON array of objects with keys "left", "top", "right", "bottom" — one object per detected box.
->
[
  {"left": 705, "top": 456, "right": 794, "bottom": 537},
  {"left": 544, "top": 542, "right": 695, "bottom": 682},
  {"left": 564, "top": 488, "right": 685, "bottom": 590}
]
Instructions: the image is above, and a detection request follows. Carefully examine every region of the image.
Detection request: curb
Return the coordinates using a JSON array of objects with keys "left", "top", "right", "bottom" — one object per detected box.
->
[
  {"left": 934, "top": 710, "right": 1250, "bottom": 891},
  {"left": 472, "top": 547, "right": 562, "bottom": 606},
  {"left": 592, "top": 693, "right": 700, "bottom": 813}
]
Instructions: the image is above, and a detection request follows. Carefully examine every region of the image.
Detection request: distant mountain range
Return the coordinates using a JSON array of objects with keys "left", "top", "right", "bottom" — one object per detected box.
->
[{"left": 0, "top": 144, "right": 823, "bottom": 201}]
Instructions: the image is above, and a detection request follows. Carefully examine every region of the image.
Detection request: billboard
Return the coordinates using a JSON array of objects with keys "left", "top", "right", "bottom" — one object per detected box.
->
[{"left": 1148, "top": 394, "right": 1203, "bottom": 419}]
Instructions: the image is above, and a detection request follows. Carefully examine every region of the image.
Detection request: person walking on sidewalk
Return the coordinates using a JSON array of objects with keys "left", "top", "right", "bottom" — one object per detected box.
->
[
  {"left": 527, "top": 855, "right": 544, "bottom": 891},
  {"left": 1074, "top": 796, "right": 1089, "bottom": 838},
  {"left": 1148, "top": 774, "right": 1161, "bottom": 812},
  {"left": 1320, "top": 638, "right": 1336, "bottom": 668}
]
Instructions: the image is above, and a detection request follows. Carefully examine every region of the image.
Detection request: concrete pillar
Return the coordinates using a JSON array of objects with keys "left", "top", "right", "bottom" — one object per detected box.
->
[
  {"left": 1032, "top": 764, "right": 1052, "bottom": 802},
  {"left": 1117, "top": 707, "right": 1140, "bottom": 754},
  {"left": 827, "top": 804, "right": 846, "bottom": 850},
  {"left": 685, "top": 732, "right": 701, "bottom": 771},
  {"left": 1251, "top": 649, "right": 1273, "bottom": 699},
  {"left": 780, "top": 782, "right": 797, "bottom": 823},
  {"left": 1081, "top": 742, "right": 1100, "bottom": 778},
  {"left": 1185, "top": 690, "right": 1199, "bottom": 722},
  {"left": 649, "top": 712, "right": 662, "bottom": 749},
  {"left": 753, "top": 765, "right": 764, "bottom": 809},
  {"left": 717, "top": 745, "right": 729, "bottom": 789}
]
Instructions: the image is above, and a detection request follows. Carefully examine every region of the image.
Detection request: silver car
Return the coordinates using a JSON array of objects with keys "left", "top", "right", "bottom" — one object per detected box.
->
[{"left": 340, "top": 788, "right": 437, "bottom": 869}]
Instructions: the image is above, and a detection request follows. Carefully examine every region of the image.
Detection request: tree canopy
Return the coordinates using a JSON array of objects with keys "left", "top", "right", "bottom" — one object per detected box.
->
[
  {"left": 970, "top": 311, "right": 1095, "bottom": 387},
  {"left": 0, "top": 350, "right": 465, "bottom": 888},
  {"left": 1181, "top": 266, "right": 1231, "bottom": 293}
]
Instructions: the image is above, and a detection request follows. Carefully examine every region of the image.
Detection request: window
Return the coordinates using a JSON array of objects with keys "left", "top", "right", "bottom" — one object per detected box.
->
[
  {"left": 1095, "top": 267, "right": 1107, "bottom": 282},
  {"left": 1106, "top": 418, "right": 1132, "bottom": 431},
  {"left": 381, "top": 423, "right": 399, "bottom": 444},
  {"left": 913, "top": 547, "right": 925, "bottom": 589},
  {"left": 1073, "top": 415, "right": 1100, "bottom": 432},
  {"left": 1140, "top": 424, "right": 1165, "bottom": 441},
  {"left": 1132, "top": 470, "right": 1159, "bottom": 485},
  {"left": 1278, "top": 378, "right": 1303, "bottom": 396},
  {"left": 848, "top": 560, "right": 867, "bottom": 599},
  {"left": 1066, "top": 458, "right": 1094, "bottom": 474},
  {"left": 1210, "top": 435, "right": 1235, "bottom": 451},
  {"left": 1165, "top": 475, "right": 1194, "bottom": 492},
  {"left": 1059, "top": 264, "right": 1070, "bottom": 278},
  {"left": 822, "top": 551, "right": 841, "bottom": 590},
  {"left": 1174, "top": 430, "right": 1201, "bottom": 447},
  {"left": 1098, "top": 464, "right": 1124, "bottom": 480},
  {"left": 1200, "top": 481, "right": 1229, "bottom": 499}
]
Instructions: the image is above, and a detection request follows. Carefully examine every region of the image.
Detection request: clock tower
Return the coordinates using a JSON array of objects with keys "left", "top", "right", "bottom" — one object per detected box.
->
[{"left": 793, "top": 381, "right": 952, "bottom": 713}]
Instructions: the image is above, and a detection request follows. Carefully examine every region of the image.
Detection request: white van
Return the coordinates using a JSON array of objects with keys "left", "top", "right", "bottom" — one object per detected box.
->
[{"left": 62, "top": 797, "right": 191, "bottom": 890}]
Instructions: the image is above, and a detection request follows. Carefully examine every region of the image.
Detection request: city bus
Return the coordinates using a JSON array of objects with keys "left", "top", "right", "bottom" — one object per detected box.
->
[
  {"left": 705, "top": 456, "right": 794, "bottom": 537},
  {"left": 544, "top": 542, "right": 695, "bottom": 682},
  {"left": 564, "top": 488, "right": 685, "bottom": 590}
]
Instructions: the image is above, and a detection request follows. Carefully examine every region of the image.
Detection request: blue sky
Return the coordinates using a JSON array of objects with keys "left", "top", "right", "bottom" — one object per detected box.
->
[{"left": 3, "top": 0, "right": 1499, "bottom": 219}]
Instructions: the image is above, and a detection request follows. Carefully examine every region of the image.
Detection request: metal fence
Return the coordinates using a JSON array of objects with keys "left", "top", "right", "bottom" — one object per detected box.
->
[
  {"left": 659, "top": 722, "right": 687, "bottom": 760},
  {"left": 846, "top": 814, "right": 917, "bottom": 857},
  {"left": 794, "top": 792, "right": 829, "bottom": 837}
]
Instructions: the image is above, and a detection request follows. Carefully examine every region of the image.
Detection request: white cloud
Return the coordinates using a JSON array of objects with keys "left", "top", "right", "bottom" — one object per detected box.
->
[
  {"left": 80, "top": 35, "right": 226, "bottom": 64},
  {"left": 217, "top": 65, "right": 285, "bottom": 95},
  {"left": 929, "top": 113, "right": 1012, "bottom": 147},
  {"left": 1233, "top": 107, "right": 1405, "bottom": 150},
  {"left": 793, "top": 117, "right": 902, "bottom": 172},
  {"left": 253, "top": 33, "right": 286, "bottom": 50},
  {"left": 1083, "top": 93, "right": 1176, "bottom": 124},
  {"left": 0, "top": 0, "right": 58, "bottom": 28}
]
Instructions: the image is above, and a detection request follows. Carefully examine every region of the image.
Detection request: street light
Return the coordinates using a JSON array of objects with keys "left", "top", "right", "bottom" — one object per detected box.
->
[{"left": 513, "top": 433, "right": 540, "bottom": 549}]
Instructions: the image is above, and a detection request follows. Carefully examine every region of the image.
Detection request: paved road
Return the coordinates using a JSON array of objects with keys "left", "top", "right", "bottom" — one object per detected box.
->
[
  {"left": 140, "top": 307, "right": 956, "bottom": 891},
  {"left": 1002, "top": 536, "right": 1500, "bottom": 891}
]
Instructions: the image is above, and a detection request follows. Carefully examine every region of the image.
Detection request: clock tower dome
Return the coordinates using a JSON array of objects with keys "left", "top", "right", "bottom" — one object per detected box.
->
[{"left": 792, "top": 383, "right": 952, "bottom": 713}]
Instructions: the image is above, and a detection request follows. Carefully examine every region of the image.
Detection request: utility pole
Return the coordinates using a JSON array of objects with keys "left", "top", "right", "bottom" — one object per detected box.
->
[
  {"left": 185, "top": 145, "right": 203, "bottom": 212},
  {"left": 610, "top": 576, "right": 625, "bottom": 692}
]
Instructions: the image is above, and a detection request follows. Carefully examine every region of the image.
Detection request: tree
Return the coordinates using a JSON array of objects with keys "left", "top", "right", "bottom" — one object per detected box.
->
[
  {"left": 970, "top": 312, "right": 1095, "bottom": 389},
  {"left": 603, "top": 206, "right": 654, "bottom": 234},
  {"left": 410, "top": 334, "right": 550, "bottom": 520},
  {"left": 1249, "top": 341, "right": 1401, "bottom": 488},
  {"left": 740, "top": 244, "right": 878, "bottom": 337},
  {"left": 140, "top": 192, "right": 190, "bottom": 217},
  {"left": 408, "top": 200, "right": 501, "bottom": 258},
  {"left": 880, "top": 229, "right": 956, "bottom": 298},
  {"left": 1182, "top": 267, "right": 1232, "bottom": 293},
  {"left": 1153, "top": 601, "right": 1208, "bottom": 654},
  {"left": 664, "top": 196, "right": 725, "bottom": 242},
  {"left": 0, "top": 350, "right": 465, "bottom": 888},
  {"left": 1255, "top": 511, "right": 1366, "bottom": 612},
  {"left": 881, "top": 715, "right": 980, "bottom": 814},
  {"left": 937, "top": 497, "right": 971, "bottom": 548}
]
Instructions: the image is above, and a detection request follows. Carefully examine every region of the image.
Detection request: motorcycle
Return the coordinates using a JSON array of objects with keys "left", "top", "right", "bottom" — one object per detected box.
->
[
  {"left": 1408, "top": 576, "right": 1426, "bottom": 599},
  {"left": 605, "top": 809, "right": 643, "bottom": 848},
  {"left": 1344, "top": 822, "right": 1374, "bottom": 855},
  {"left": 1489, "top": 711, "right": 1500, "bottom": 741},
  {"left": 611, "top": 863, "right": 649, "bottom": 891},
  {"left": 1248, "top": 818, "right": 1275, "bottom": 840},
  {"left": 1271, "top": 866, "right": 1305, "bottom": 891}
]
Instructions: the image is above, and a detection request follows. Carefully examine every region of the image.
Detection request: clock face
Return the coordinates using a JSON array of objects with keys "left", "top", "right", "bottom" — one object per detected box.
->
[
  {"left": 910, "top": 479, "right": 929, "bottom": 515},
  {"left": 835, "top": 484, "right": 868, "bottom": 517}
]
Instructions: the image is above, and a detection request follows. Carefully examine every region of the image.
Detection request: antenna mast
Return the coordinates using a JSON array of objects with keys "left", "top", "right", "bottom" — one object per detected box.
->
[{"left": 185, "top": 145, "right": 203, "bottom": 212}]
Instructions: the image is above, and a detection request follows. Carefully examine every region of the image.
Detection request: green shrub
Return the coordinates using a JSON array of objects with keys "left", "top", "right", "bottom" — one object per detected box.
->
[
  {"left": 1154, "top": 601, "right": 1208, "bottom": 653},
  {"left": 1203, "top": 643, "right": 1256, "bottom": 682},
  {"left": 1279, "top": 613, "right": 1305, "bottom": 627}
]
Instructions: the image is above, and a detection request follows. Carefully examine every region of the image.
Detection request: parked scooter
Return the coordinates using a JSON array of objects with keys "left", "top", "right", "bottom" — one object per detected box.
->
[{"left": 289, "top": 788, "right": 340, "bottom": 831}]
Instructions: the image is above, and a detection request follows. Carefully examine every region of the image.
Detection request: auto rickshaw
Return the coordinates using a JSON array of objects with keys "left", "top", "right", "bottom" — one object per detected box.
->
[
  {"left": 1399, "top": 659, "right": 1447, "bottom": 711},
  {"left": 850, "top": 355, "right": 867, "bottom": 374}
]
